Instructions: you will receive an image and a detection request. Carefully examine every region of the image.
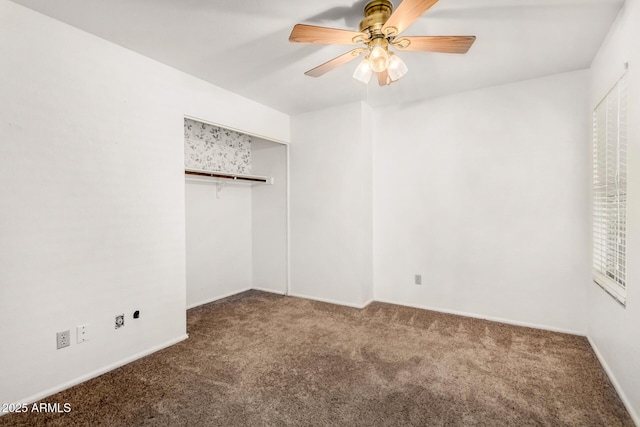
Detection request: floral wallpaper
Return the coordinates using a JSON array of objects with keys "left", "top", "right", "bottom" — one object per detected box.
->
[{"left": 184, "top": 118, "right": 251, "bottom": 174}]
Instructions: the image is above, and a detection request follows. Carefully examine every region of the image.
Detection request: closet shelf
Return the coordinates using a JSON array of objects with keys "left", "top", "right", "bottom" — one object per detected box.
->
[{"left": 185, "top": 168, "right": 273, "bottom": 185}]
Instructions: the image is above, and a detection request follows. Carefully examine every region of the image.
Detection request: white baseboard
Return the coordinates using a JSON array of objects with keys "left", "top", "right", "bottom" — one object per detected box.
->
[
  {"left": 13, "top": 334, "right": 189, "bottom": 409},
  {"left": 186, "top": 288, "right": 251, "bottom": 309},
  {"left": 373, "top": 297, "right": 585, "bottom": 336},
  {"left": 252, "top": 287, "right": 287, "bottom": 296},
  {"left": 587, "top": 336, "right": 640, "bottom": 425},
  {"left": 287, "top": 292, "right": 372, "bottom": 309},
  {"left": 187, "top": 288, "right": 292, "bottom": 310}
]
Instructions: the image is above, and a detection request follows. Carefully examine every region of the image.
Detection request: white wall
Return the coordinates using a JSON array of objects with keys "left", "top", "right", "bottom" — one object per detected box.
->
[
  {"left": 373, "top": 70, "right": 591, "bottom": 334},
  {"left": 185, "top": 181, "right": 252, "bottom": 308},
  {"left": 0, "top": 0, "right": 288, "bottom": 406},
  {"left": 588, "top": 0, "right": 640, "bottom": 421},
  {"left": 290, "top": 102, "right": 373, "bottom": 307},
  {"left": 252, "top": 141, "right": 288, "bottom": 295},
  {"left": 361, "top": 103, "right": 374, "bottom": 304}
]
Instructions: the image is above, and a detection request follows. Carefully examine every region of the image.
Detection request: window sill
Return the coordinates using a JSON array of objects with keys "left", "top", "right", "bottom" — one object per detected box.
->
[{"left": 593, "top": 272, "right": 626, "bottom": 307}]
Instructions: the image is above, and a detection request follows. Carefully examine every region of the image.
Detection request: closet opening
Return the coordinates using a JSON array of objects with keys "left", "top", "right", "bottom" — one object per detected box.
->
[{"left": 184, "top": 117, "right": 288, "bottom": 309}]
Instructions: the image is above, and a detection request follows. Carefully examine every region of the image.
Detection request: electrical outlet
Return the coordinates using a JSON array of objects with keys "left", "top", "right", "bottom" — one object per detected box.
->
[
  {"left": 56, "top": 330, "right": 70, "bottom": 349},
  {"left": 415, "top": 274, "right": 422, "bottom": 285},
  {"left": 115, "top": 314, "right": 124, "bottom": 329},
  {"left": 77, "top": 324, "right": 89, "bottom": 343}
]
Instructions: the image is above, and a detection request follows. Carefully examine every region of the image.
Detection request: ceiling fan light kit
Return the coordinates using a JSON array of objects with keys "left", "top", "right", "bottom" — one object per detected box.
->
[
  {"left": 353, "top": 58, "right": 374, "bottom": 83},
  {"left": 289, "top": 0, "right": 476, "bottom": 86},
  {"left": 387, "top": 53, "right": 408, "bottom": 81},
  {"left": 368, "top": 39, "right": 390, "bottom": 73}
]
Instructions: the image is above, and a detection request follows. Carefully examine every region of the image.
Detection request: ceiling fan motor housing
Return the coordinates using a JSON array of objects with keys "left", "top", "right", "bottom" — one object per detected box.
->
[{"left": 359, "top": 0, "right": 393, "bottom": 36}]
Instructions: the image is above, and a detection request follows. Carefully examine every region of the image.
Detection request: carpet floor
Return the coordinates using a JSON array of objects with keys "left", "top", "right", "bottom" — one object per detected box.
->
[{"left": 1, "top": 290, "right": 633, "bottom": 426}]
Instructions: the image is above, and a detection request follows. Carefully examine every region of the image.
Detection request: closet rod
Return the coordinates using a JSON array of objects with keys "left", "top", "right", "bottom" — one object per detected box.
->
[{"left": 184, "top": 169, "right": 270, "bottom": 183}]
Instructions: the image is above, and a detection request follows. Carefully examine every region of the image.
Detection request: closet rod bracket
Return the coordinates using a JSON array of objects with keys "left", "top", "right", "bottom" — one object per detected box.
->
[{"left": 216, "top": 181, "right": 226, "bottom": 198}]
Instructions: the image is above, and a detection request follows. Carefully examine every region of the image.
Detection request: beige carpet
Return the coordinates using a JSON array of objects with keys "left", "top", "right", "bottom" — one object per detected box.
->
[{"left": 1, "top": 290, "right": 632, "bottom": 426}]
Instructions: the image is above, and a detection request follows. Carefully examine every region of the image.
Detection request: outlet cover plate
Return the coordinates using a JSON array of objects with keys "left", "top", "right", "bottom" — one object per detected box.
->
[
  {"left": 56, "top": 330, "right": 70, "bottom": 349},
  {"left": 77, "top": 324, "right": 89, "bottom": 343}
]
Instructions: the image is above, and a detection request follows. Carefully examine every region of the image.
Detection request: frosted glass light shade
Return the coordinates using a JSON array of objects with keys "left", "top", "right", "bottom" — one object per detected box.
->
[
  {"left": 369, "top": 45, "right": 389, "bottom": 72},
  {"left": 387, "top": 54, "right": 408, "bottom": 81},
  {"left": 353, "top": 59, "right": 373, "bottom": 84}
]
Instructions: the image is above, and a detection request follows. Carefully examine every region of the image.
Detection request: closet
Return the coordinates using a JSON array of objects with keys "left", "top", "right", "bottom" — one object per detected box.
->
[{"left": 184, "top": 117, "right": 288, "bottom": 308}]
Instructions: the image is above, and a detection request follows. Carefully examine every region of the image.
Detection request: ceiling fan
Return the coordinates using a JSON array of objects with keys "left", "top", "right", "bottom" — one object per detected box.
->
[{"left": 289, "top": 0, "right": 475, "bottom": 86}]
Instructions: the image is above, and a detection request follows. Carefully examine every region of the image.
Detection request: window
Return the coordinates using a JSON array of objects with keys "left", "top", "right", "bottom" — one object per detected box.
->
[{"left": 593, "top": 73, "right": 627, "bottom": 305}]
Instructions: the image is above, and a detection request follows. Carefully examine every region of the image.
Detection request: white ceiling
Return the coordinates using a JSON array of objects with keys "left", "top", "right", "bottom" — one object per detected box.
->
[{"left": 11, "top": 0, "right": 623, "bottom": 115}]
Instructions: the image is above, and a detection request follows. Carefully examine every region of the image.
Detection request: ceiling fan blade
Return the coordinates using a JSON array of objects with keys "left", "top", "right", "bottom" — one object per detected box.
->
[
  {"left": 394, "top": 36, "right": 476, "bottom": 53},
  {"left": 382, "top": 0, "right": 440, "bottom": 37},
  {"left": 377, "top": 70, "right": 390, "bottom": 86},
  {"left": 304, "top": 48, "right": 366, "bottom": 77},
  {"left": 289, "top": 24, "right": 367, "bottom": 45}
]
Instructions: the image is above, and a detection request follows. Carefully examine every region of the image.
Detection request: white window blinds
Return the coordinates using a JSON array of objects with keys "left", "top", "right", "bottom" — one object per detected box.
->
[{"left": 593, "top": 73, "right": 627, "bottom": 305}]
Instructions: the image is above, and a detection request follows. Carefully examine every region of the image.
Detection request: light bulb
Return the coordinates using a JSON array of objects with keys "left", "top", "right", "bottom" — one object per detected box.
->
[
  {"left": 352, "top": 59, "right": 373, "bottom": 84},
  {"left": 387, "top": 54, "right": 408, "bottom": 81},
  {"left": 369, "top": 45, "right": 389, "bottom": 73}
]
